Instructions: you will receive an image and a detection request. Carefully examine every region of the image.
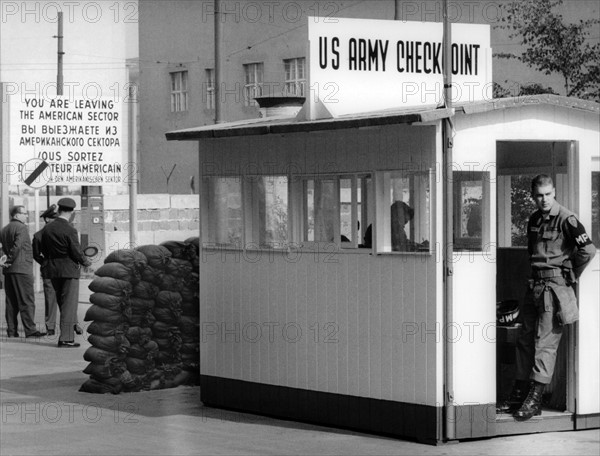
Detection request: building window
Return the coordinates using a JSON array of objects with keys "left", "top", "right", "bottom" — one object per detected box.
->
[
  {"left": 284, "top": 58, "right": 306, "bottom": 97},
  {"left": 375, "top": 170, "right": 432, "bottom": 253},
  {"left": 246, "top": 176, "right": 288, "bottom": 248},
  {"left": 243, "top": 63, "right": 264, "bottom": 107},
  {"left": 170, "top": 71, "right": 188, "bottom": 112},
  {"left": 497, "top": 174, "right": 537, "bottom": 247},
  {"left": 205, "top": 69, "right": 215, "bottom": 110},
  {"left": 453, "top": 171, "right": 490, "bottom": 251},
  {"left": 202, "top": 177, "right": 243, "bottom": 247}
]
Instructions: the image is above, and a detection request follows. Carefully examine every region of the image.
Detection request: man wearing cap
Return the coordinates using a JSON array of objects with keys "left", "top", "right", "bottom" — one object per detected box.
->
[
  {"left": 32, "top": 205, "right": 59, "bottom": 336},
  {"left": 40, "top": 198, "right": 91, "bottom": 347},
  {"left": 498, "top": 174, "right": 596, "bottom": 421},
  {"left": 1, "top": 206, "right": 46, "bottom": 338}
]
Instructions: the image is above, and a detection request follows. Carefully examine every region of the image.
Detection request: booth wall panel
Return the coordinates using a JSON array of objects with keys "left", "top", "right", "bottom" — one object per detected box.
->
[{"left": 199, "top": 251, "right": 438, "bottom": 404}]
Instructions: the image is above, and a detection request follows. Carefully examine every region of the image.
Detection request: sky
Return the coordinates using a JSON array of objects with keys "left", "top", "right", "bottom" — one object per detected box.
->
[{"left": 0, "top": 0, "right": 139, "bottom": 98}]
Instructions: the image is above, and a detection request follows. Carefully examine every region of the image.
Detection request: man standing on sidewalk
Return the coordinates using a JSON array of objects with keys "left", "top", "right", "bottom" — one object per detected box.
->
[
  {"left": 32, "top": 205, "right": 59, "bottom": 336},
  {"left": 1, "top": 206, "right": 46, "bottom": 338},
  {"left": 40, "top": 198, "right": 91, "bottom": 347}
]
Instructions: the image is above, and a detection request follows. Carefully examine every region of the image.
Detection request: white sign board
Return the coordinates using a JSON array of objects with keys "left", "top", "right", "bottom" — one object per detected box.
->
[
  {"left": 308, "top": 17, "right": 492, "bottom": 118},
  {"left": 8, "top": 96, "right": 124, "bottom": 186}
]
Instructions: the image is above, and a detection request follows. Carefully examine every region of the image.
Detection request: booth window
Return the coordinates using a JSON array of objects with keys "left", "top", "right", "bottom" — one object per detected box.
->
[
  {"left": 170, "top": 71, "right": 188, "bottom": 112},
  {"left": 202, "top": 177, "right": 243, "bottom": 247},
  {"left": 453, "top": 171, "right": 490, "bottom": 251},
  {"left": 283, "top": 58, "right": 306, "bottom": 96},
  {"left": 293, "top": 174, "right": 371, "bottom": 249},
  {"left": 246, "top": 176, "right": 289, "bottom": 248},
  {"left": 243, "top": 62, "right": 264, "bottom": 106},
  {"left": 375, "top": 170, "right": 431, "bottom": 253}
]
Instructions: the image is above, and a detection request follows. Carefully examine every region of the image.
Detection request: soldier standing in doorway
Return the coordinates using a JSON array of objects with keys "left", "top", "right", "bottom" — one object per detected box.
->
[{"left": 498, "top": 174, "right": 596, "bottom": 421}]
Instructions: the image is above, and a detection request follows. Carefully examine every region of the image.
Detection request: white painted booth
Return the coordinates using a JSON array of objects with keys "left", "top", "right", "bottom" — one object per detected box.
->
[{"left": 167, "top": 94, "right": 599, "bottom": 443}]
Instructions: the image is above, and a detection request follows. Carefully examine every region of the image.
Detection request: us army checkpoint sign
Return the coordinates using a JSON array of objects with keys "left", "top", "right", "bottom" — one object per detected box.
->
[{"left": 9, "top": 96, "right": 125, "bottom": 186}]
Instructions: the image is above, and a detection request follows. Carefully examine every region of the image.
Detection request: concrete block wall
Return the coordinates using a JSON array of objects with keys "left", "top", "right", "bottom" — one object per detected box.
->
[{"left": 8, "top": 193, "right": 199, "bottom": 262}]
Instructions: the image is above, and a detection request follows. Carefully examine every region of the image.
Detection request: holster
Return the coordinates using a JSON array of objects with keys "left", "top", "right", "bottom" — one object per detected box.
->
[{"left": 547, "top": 281, "right": 579, "bottom": 326}]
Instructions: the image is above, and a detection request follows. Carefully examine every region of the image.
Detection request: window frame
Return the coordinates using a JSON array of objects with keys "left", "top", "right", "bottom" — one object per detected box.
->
[
  {"left": 205, "top": 68, "right": 215, "bottom": 110},
  {"left": 283, "top": 57, "right": 306, "bottom": 97},
  {"left": 374, "top": 169, "right": 433, "bottom": 255},
  {"left": 453, "top": 170, "right": 491, "bottom": 252},
  {"left": 170, "top": 70, "right": 189, "bottom": 112},
  {"left": 243, "top": 62, "right": 264, "bottom": 107}
]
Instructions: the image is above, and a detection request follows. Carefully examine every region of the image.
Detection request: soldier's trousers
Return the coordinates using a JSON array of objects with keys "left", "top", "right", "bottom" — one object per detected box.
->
[
  {"left": 515, "top": 279, "right": 564, "bottom": 384},
  {"left": 43, "top": 278, "right": 58, "bottom": 331},
  {"left": 51, "top": 278, "right": 79, "bottom": 342}
]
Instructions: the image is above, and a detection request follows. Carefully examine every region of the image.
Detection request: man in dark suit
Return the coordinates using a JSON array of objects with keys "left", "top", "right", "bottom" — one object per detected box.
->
[
  {"left": 1, "top": 205, "right": 46, "bottom": 338},
  {"left": 40, "top": 198, "right": 91, "bottom": 347},
  {"left": 32, "top": 205, "right": 59, "bottom": 336}
]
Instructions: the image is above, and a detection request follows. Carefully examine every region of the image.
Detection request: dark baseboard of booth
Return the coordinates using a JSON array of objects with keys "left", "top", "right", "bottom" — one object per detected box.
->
[{"left": 200, "top": 375, "right": 497, "bottom": 444}]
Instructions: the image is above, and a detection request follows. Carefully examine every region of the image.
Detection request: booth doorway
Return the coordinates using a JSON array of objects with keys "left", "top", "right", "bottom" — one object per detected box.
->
[{"left": 495, "top": 140, "right": 576, "bottom": 417}]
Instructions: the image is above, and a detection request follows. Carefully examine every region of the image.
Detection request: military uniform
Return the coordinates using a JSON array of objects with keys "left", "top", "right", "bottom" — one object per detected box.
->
[
  {"left": 1, "top": 217, "right": 38, "bottom": 337},
  {"left": 32, "top": 205, "right": 59, "bottom": 334},
  {"left": 40, "top": 199, "right": 90, "bottom": 344},
  {"left": 516, "top": 202, "right": 596, "bottom": 384}
]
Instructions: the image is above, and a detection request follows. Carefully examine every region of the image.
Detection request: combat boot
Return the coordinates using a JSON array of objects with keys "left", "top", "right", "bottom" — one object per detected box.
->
[
  {"left": 514, "top": 381, "right": 544, "bottom": 421},
  {"left": 496, "top": 379, "right": 529, "bottom": 414}
]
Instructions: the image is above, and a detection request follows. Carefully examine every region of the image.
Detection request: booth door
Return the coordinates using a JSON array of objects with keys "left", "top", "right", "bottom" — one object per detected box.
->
[{"left": 496, "top": 141, "right": 585, "bottom": 413}]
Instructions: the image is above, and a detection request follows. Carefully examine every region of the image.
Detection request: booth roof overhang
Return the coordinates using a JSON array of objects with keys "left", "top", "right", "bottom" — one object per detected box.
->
[{"left": 165, "top": 94, "right": 600, "bottom": 141}]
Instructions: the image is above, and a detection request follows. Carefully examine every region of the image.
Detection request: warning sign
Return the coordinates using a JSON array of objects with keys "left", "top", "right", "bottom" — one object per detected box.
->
[{"left": 9, "top": 97, "right": 124, "bottom": 186}]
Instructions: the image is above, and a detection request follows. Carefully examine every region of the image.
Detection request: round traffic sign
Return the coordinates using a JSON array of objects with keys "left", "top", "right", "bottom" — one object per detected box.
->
[{"left": 21, "top": 158, "right": 52, "bottom": 188}]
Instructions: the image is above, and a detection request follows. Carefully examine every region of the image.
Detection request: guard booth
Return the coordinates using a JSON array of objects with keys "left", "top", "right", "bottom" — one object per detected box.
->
[{"left": 166, "top": 94, "right": 599, "bottom": 443}]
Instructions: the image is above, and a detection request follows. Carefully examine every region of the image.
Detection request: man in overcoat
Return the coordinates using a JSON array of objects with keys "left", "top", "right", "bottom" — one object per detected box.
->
[{"left": 1, "top": 205, "right": 46, "bottom": 338}]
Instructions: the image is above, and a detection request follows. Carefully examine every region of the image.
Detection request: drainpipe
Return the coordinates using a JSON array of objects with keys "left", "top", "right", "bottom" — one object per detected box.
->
[{"left": 442, "top": 0, "right": 455, "bottom": 442}]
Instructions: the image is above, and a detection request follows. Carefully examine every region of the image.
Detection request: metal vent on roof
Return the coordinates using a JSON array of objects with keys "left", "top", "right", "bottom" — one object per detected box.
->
[{"left": 255, "top": 96, "right": 305, "bottom": 118}]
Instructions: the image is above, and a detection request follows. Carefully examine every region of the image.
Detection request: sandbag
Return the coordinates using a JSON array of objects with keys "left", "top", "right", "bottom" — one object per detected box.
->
[
  {"left": 88, "top": 334, "right": 131, "bottom": 355},
  {"left": 184, "top": 236, "right": 200, "bottom": 255},
  {"left": 125, "top": 326, "right": 153, "bottom": 345},
  {"left": 83, "top": 359, "right": 128, "bottom": 379},
  {"left": 132, "top": 281, "right": 159, "bottom": 300},
  {"left": 157, "top": 274, "right": 185, "bottom": 292},
  {"left": 130, "top": 297, "right": 155, "bottom": 313},
  {"left": 160, "top": 240, "right": 196, "bottom": 261},
  {"left": 180, "top": 343, "right": 199, "bottom": 355},
  {"left": 180, "top": 301, "right": 199, "bottom": 318},
  {"left": 155, "top": 350, "right": 182, "bottom": 365},
  {"left": 155, "top": 334, "right": 182, "bottom": 352},
  {"left": 128, "top": 311, "right": 156, "bottom": 328},
  {"left": 179, "top": 315, "right": 199, "bottom": 335},
  {"left": 164, "top": 258, "right": 194, "bottom": 277},
  {"left": 88, "top": 276, "right": 132, "bottom": 296},
  {"left": 135, "top": 245, "right": 172, "bottom": 269},
  {"left": 153, "top": 307, "right": 181, "bottom": 325},
  {"left": 104, "top": 249, "right": 148, "bottom": 273},
  {"left": 84, "top": 304, "right": 128, "bottom": 324},
  {"left": 155, "top": 291, "right": 182, "bottom": 309},
  {"left": 89, "top": 292, "right": 130, "bottom": 313},
  {"left": 83, "top": 346, "right": 121, "bottom": 364},
  {"left": 86, "top": 321, "right": 130, "bottom": 337},
  {"left": 79, "top": 377, "right": 123, "bottom": 394},
  {"left": 95, "top": 262, "right": 140, "bottom": 283},
  {"left": 151, "top": 321, "right": 179, "bottom": 339},
  {"left": 179, "top": 288, "right": 198, "bottom": 302},
  {"left": 140, "top": 266, "right": 163, "bottom": 283},
  {"left": 163, "top": 370, "right": 193, "bottom": 389},
  {"left": 125, "top": 357, "right": 153, "bottom": 375}
]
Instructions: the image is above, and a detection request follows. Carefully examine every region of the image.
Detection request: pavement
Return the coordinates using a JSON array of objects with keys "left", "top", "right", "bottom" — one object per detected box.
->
[{"left": 1, "top": 281, "right": 599, "bottom": 456}]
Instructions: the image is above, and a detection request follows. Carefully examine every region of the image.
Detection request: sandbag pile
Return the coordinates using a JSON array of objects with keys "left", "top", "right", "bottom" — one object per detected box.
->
[{"left": 79, "top": 239, "right": 200, "bottom": 394}]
